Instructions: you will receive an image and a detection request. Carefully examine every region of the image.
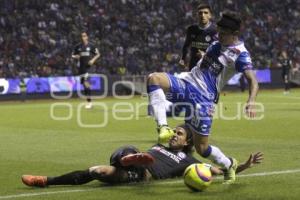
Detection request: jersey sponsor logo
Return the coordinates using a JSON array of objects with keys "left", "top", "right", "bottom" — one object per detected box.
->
[
  {"left": 205, "top": 35, "right": 211, "bottom": 42},
  {"left": 177, "top": 152, "right": 187, "bottom": 159},
  {"left": 80, "top": 52, "right": 90, "bottom": 56},
  {"left": 200, "top": 124, "right": 208, "bottom": 132},
  {"left": 201, "top": 55, "right": 224, "bottom": 75},
  {"left": 191, "top": 41, "right": 209, "bottom": 49},
  {"left": 152, "top": 146, "right": 184, "bottom": 164}
]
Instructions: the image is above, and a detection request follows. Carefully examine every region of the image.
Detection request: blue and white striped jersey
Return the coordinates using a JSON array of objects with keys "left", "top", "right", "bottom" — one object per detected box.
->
[{"left": 180, "top": 40, "right": 253, "bottom": 102}]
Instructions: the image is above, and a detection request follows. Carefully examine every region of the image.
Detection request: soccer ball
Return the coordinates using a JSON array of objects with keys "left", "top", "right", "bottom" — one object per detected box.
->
[{"left": 183, "top": 163, "right": 212, "bottom": 191}]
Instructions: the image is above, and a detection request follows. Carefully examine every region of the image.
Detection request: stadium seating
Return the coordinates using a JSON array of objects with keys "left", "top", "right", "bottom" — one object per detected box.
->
[{"left": 0, "top": 0, "right": 299, "bottom": 78}]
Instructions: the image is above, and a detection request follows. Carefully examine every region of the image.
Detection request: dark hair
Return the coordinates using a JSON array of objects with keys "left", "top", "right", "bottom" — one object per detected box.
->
[
  {"left": 197, "top": 3, "right": 212, "bottom": 13},
  {"left": 177, "top": 124, "right": 194, "bottom": 154},
  {"left": 81, "top": 30, "right": 88, "bottom": 35},
  {"left": 217, "top": 10, "right": 241, "bottom": 32}
]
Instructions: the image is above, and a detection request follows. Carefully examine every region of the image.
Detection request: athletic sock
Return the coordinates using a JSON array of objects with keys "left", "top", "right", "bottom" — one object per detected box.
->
[
  {"left": 47, "top": 170, "right": 94, "bottom": 185},
  {"left": 285, "top": 82, "right": 289, "bottom": 91},
  {"left": 148, "top": 85, "right": 167, "bottom": 126},
  {"left": 84, "top": 87, "right": 92, "bottom": 102},
  {"left": 203, "top": 145, "right": 232, "bottom": 169}
]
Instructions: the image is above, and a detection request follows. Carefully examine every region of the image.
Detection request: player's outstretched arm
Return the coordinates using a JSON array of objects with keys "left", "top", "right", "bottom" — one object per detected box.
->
[
  {"left": 72, "top": 54, "right": 80, "bottom": 59},
  {"left": 210, "top": 152, "right": 263, "bottom": 175},
  {"left": 236, "top": 152, "right": 264, "bottom": 174},
  {"left": 244, "top": 69, "right": 259, "bottom": 118}
]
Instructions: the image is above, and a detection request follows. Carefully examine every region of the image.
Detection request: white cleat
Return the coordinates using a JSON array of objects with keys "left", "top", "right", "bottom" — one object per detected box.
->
[
  {"left": 85, "top": 102, "right": 92, "bottom": 109},
  {"left": 283, "top": 91, "right": 290, "bottom": 95}
]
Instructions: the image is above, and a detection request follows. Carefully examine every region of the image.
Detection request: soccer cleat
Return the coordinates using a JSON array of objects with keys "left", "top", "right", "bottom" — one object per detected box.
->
[
  {"left": 120, "top": 153, "right": 155, "bottom": 167},
  {"left": 223, "top": 158, "right": 238, "bottom": 184},
  {"left": 85, "top": 102, "right": 92, "bottom": 109},
  {"left": 21, "top": 175, "right": 47, "bottom": 187},
  {"left": 157, "top": 125, "right": 175, "bottom": 144}
]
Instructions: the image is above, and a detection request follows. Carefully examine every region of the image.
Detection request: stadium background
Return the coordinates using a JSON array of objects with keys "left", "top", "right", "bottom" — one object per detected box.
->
[{"left": 0, "top": 0, "right": 299, "bottom": 77}]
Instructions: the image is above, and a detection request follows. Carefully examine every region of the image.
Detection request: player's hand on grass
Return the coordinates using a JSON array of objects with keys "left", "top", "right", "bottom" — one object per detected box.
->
[
  {"left": 245, "top": 152, "right": 263, "bottom": 168},
  {"left": 245, "top": 102, "right": 256, "bottom": 118}
]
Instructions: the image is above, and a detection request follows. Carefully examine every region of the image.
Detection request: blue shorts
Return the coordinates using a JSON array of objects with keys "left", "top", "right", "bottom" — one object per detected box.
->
[{"left": 166, "top": 73, "right": 214, "bottom": 136}]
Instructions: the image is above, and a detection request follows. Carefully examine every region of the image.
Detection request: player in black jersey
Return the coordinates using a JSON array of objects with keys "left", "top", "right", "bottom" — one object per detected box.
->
[
  {"left": 21, "top": 124, "right": 263, "bottom": 187},
  {"left": 72, "top": 31, "right": 100, "bottom": 109},
  {"left": 169, "top": 3, "right": 217, "bottom": 117},
  {"left": 279, "top": 51, "right": 292, "bottom": 94},
  {"left": 179, "top": 3, "right": 217, "bottom": 71}
]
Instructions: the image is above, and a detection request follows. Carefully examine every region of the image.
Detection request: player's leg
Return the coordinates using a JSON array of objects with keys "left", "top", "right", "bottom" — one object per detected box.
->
[
  {"left": 89, "top": 165, "right": 125, "bottom": 183},
  {"left": 284, "top": 74, "right": 290, "bottom": 93},
  {"left": 81, "top": 74, "right": 92, "bottom": 109},
  {"left": 90, "top": 165, "right": 147, "bottom": 183},
  {"left": 108, "top": 145, "right": 152, "bottom": 182},
  {"left": 192, "top": 133, "right": 237, "bottom": 184},
  {"left": 184, "top": 85, "right": 238, "bottom": 184},
  {"left": 147, "top": 72, "right": 174, "bottom": 143},
  {"left": 22, "top": 169, "right": 96, "bottom": 187}
]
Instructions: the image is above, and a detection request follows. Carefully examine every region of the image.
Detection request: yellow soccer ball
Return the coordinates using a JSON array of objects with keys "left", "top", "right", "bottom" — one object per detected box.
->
[{"left": 183, "top": 163, "right": 212, "bottom": 191}]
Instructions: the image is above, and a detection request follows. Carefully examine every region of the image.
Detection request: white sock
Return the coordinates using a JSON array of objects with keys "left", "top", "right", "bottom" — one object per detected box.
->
[
  {"left": 165, "top": 100, "right": 173, "bottom": 112},
  {"left": 149, "top": 88, "right": 167, "bottom": 126},
  {"left": 207, "top": 145, "right": 232, "bottom": 169}
]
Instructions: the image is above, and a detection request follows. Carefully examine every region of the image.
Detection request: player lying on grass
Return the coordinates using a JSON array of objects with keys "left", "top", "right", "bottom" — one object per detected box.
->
[{"left": 22, "top": 124, "right": 263, "bottom": 187}]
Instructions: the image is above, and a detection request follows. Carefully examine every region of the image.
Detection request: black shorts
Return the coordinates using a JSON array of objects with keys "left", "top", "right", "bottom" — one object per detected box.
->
[
  {"left": 80, "top": 76, "right": 89, "bottom": 85},
  {"left": 79, "top": 65, "right": 91, "bottom": 75},
  {"left": 282, "top": 71, "right": 289, "bottom": 79},
  {"left": 110, "top": 145, "right": 146, "bottom": 183}
]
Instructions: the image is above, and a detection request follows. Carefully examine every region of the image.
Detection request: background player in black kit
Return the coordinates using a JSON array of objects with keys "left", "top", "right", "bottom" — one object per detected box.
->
[
  {"left": 166, "top": 3, "right": 217, "bottom": 117},
  {"left": 179, "top": 3, "right": 217, "bottom": 70},
  {"left": 21, "top": 124, "right": 263, "bottom": 187},
  {"left": 279, "top": 50, "right": 292, "bottom": 94},
  {"left": 72, "top": 31, "right": 100, "bottom": 109}
]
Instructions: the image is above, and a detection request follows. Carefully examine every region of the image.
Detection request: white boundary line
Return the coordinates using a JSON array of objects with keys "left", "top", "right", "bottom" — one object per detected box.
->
[
  {"left": 264, "top": 95, "right": 300, "bottom": 100},
  {"left": 1, "top": 169, "right": 300, "bottom": 199}
]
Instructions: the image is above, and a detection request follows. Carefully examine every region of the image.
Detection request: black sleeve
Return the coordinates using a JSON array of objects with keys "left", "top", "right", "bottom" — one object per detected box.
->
[
  {"left": 187, "top": 155, "right": 202, "bottom": 165},
  {"left": 170, "top": 155, "right": 201, "bottom": 178},
  {"left": 91, "top": 45, "right": 99, "bottom": 56},
  {"left": 181, "top": 26, "right": 192, "bottom": 60},
  {"left": 72, "top": 45, "right": 80, "bottom": 56}
]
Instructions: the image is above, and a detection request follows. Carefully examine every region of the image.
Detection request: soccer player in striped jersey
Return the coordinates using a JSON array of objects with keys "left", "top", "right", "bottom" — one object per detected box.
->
[{"left": 147, "top": 10, "right": 259, "bottom": 184}]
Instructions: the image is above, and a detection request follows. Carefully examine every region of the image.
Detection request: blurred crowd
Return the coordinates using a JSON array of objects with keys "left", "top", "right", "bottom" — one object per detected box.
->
[{"left": 0, "top": 0, "right": 299, "bottom": 78}]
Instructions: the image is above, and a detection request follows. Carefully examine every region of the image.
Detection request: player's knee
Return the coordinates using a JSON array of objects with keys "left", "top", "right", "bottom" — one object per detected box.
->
[
  {"left": 147, "top": 73, "right": 161, "bottom": 85},
  {"left": 194, "top": 142, "right": 209, "bottom": 157},
  {"left": 89, "top": 166, "right": 116, "bottom": 179}
]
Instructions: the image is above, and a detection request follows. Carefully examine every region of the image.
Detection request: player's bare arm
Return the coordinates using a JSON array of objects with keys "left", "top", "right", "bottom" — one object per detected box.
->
[
  {"left": 210, "top": 152, "right": 263, "bottom": 175},
  {"left": 236, "top": 152, "right": 263, "bottom": 173},
  {"left": 244, "top": 69, "right": 259, "bottom": 118},
  {"left": 88, "top": 48, "right": 101, "bottom": 66},
  {"left": 72, "top": 54, "right": 80, "bottom": 59}
]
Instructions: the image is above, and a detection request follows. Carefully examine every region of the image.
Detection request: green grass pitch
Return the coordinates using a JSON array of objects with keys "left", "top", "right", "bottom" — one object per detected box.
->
[{"left": 0, "top": 89, "right": 300, "bottom": 200}]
